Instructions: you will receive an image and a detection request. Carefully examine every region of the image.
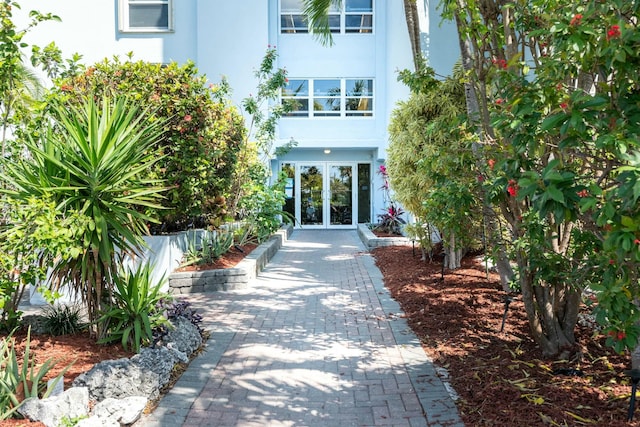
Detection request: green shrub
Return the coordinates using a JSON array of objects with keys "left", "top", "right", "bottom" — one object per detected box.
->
[
  {"left": 98, "top": 263, "right": 170, "bottom": 352},
  {"left": 47, "top": 58, "right": 246, "bottom": 231},
  {"left": 0, "top": 328, "right": 70, "bottom": 419},
  {"left": 0, "top": 198, "right": 87, "bottom": 332},
  {"left": 238, "top": 171, "right": 293, "bottom": 243},
  {"left": 42, "top": 305, "right": 87, "bottom": 336}
]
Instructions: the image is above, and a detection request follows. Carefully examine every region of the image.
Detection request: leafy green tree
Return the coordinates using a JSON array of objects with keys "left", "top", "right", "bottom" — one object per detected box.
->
[
  {"left": 388, "top": 67, "right": 482, "bottom": 269},
  {"left": 489, "top": 0, "right": 640, "bottom": 357},
  {"left": 231, "top": 46, "right": 293, "bottom": 219},
  {"left": 0, "top": 198, "right": 87, "bottom": 331},
  {"left": 0, "top": 1, "right": 61, "bottom": 167},
  {"left": 439, "top": 0, "right": 640, "bottom": 358},
  {"left": 47, "top": 58, "right": 245, "bottom": 231},
  {"left": 1, "top": 96, "right": 166, "bottom": 336}
]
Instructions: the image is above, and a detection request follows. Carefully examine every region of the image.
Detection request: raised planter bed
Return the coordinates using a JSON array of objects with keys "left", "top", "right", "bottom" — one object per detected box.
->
[
  {"left": 357, "top": 223, "right": 412, "bottom": 249},
  {"left": 167, "top": 225, "right": 292, "bottom": 294}
]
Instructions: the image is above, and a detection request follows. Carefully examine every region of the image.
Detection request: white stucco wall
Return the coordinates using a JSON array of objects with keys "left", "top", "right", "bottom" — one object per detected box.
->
[
  {"left": 196, "top": 0, "right": 270, "bottom": 105},
  {"left": 17, "top": 0, "right": 197, "bottom": 68}
]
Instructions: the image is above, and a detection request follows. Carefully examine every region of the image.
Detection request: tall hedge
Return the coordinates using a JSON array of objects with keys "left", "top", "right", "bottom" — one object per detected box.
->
[{"left": 47, "top": 58, "right": 246, "bottom": 231}]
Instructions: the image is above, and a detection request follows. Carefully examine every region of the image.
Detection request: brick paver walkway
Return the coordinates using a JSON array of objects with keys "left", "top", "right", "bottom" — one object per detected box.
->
[{"left": 139, "top": 230, "right": 463, "bottom": 427}]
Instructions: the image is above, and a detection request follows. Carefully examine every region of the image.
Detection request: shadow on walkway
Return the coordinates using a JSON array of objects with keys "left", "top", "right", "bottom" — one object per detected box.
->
[{"left": 139, "top": 230, "right": 463, "bottom": 427}]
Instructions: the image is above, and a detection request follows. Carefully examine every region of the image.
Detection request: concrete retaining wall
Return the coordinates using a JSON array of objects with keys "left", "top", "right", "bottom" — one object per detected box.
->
[
  {"left": 357, "top": 223, "right": 412, "bottom": 249},
  {"left": 168, "top": 226, "right": 292, "bottom": 294}
]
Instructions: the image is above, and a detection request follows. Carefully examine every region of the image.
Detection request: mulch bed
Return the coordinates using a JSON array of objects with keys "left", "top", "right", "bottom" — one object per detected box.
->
[{"left": 371, "top": 245, "right": 639, "bottom": 426}]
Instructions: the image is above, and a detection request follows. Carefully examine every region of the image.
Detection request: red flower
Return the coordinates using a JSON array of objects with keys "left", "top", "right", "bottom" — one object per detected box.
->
[
  {"left": 507, "top": 180, "right": 519, "bottom": 197},
  {"left": 560, "top": 102, "right": 569, "bottom": 110},
  {"left": 379, "top": 165, "right": 387, "bottom": 175},
  {"left": 607, "top": 24, "right": 621, "bottom": 41},
  {"left": 492, "top": 58, "right": 507, "bottom": 69},
  {"left": 184, "top": 114, "right": 192, "bottom": 122},
  {"left": 496, "top": 98, "right": 504, "bottom": 105},
  {"left": 634, "top": 239, "right": 640, "bottom": 245},
  {"left": 487, "top": 159, "right": 496, "bottom": 169},
  {"left": 477, "top": 174, "right": 485, "bottom": 182},
  {"left": 576, "top": 189, "right": 589, "bottom": 198},
  {"left": 570, "top": 14, "right": 582, "bottom": 26},
  {"left": 617, "top": 331, "right": 626, "bottom": 341},
  {"left": 609, "top": 259, "right": 615, "bottom": 265}
]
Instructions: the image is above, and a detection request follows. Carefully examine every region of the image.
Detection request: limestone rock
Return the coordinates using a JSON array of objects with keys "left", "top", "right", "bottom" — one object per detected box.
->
[
  {"left": 164, "top": 316, "right": 202, "bottom": 357},
  {"left": 92, "top": 395, "right": 148, "bottom": 425},
  {"left": 76, "top": 416, "right": 119, "bottom": 427},
  {"left": 18, "top": 387, "right": 89, "bottom": 427},
  {"left": 131, "top": 346, "right": 180, "bottom": 387},
  {"left": 72, "top": 358, "right": 160, "bottom": 401}
]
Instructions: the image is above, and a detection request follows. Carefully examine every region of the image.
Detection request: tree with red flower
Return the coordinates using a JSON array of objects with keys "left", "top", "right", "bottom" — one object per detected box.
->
[
  {"left": 606, "top": 24, "right": 621, "bottom": 41},
  {"left": 570, "top": 14, "right": 582, "bottom": 26}
]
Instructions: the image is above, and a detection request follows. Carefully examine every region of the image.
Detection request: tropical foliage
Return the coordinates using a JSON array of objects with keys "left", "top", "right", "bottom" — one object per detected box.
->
[
  {"left": 98, "top": 262, "right": 170, "bottom": 352},
  {"left": 0, "top": 199, "right": 86, "bottom": 331},
  {"left": 0, "top": 0, "right": 58, "bottom": 163},
  {"left": 1, "top": 96, "right": 166, "bottom": 336},
  {"left": 388, "top": 66, "right": 481, "bottom": 269},
  {"left": 46, "top": 58, "right": 246, "bottom": 231},
  {"left": 437, "top": 0, "right": 640, "bottom": 358}
]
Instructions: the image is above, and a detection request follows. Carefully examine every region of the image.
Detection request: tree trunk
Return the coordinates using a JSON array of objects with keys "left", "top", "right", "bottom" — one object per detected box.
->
[
  {"left": 445, "top": 231, "right": 462, "bottom": 270},
  {"left": 453, "top": 8, "right": 514, "bottom": 291},
  {"left": 403, "top": 0, "right": 422, "bottom": 71}
]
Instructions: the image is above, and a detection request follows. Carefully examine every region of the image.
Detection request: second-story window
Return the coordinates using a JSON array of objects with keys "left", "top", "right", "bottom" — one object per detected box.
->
[
  {"left": 280, "top": 0, "right": 373, "bottom": 34},
  {"left": 120, "top": 0, "right": 173, "bottom": 33},
  {"left": 281, "top": 78, "right": 373, "bottom": 118}
]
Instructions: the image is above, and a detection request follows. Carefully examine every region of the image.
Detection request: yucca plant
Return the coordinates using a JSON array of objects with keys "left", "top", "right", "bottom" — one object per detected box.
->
[
  {"left": 1, "top": 95, "right": 167, "bottom": 337},
  {"left": 97, "top": 262, "right": 170, "bottom": 352},
  {"left": 0, "top": 328, "right": 70, "bottom": 420}
]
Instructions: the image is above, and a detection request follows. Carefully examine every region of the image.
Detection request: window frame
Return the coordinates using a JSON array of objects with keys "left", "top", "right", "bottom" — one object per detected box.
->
[
  {"left": 280, "top": 0, "right": 373, "bottom": 34},
  {"left": 119, "top": 0, "right": 174, "bottom": 33},
  {"left": 281, "top": 78, "right": 374, "bottom": 119}
]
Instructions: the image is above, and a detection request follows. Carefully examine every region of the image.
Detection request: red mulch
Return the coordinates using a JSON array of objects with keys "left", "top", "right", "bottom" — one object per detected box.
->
[
  {"left": 0, "top": 333, "right": 131, "bottom": 427},
  {"left": 372, "top": 245, "right": 639, "bottom": 427}
]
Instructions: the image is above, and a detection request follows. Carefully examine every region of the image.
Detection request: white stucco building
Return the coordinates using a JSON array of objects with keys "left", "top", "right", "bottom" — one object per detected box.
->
[{"left": 18, "top": 0, "right": 458, "bottom": 229}]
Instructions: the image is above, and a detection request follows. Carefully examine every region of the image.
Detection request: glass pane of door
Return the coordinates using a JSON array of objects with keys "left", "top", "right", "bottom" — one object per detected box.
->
[
  {"left": 329, "top": 165, "right": 353, "bottom": 225},
  {"left": 357, "top": 163, "right": 371, "bottom": 223},
  {"left": 281, "top": 163, "right": 295, "bottom": 221},
  {"left": 300, "top": 165, "right": 324, "bottom": 225}
]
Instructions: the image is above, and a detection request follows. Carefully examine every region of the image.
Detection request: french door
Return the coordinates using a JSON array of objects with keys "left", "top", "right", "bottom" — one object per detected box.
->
[{"left": 298, "top": 163, "right": 356, "bottom": 228}]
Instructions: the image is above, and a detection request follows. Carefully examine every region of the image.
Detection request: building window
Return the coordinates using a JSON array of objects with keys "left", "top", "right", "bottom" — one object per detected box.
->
[
  {"left": 280, "top": 0, "right": 372, "bottom": 34},
  {"left": 282, "top": 79, "right": 373, "bottom": 118},
  {"left": 120, "top": 0, "right": 173, "bottom": 32}
]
